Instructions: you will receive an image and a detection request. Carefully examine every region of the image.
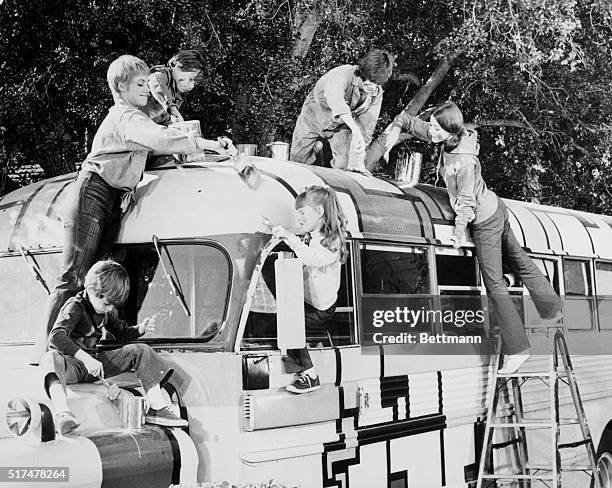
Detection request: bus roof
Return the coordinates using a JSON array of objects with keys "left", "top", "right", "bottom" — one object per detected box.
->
[{"left": 1, "top": 157, "right": 611, "bottom": 259}]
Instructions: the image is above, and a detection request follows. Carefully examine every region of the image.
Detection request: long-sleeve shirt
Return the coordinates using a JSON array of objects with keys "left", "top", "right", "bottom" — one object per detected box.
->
[
  {"left": 298, "top": 65, "right": 383, "bottom": 145},
  {"left": 141, "top": 66, "right": 184, "bottom": 125},
  {"left": 49, "top": 291, "right": 142, "bottom": 356},
  {"left": 81, "top": 99, "right": 197, "bottom": 192},
  {"left": 285, "top": 230, "right": 341, "bottom": 311},
  {"left": 391, "top": 112, "right": 498, "bottom": 238}
]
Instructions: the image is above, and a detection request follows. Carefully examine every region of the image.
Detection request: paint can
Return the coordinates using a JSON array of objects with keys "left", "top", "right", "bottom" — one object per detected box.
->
[
  {"left": 267, "top": 141, "right": 290, "bottom": 160},
  {"left": 236, "top": 144, "right": 258, "bottom": 156},
  {"left": 119, "top": 396, "right": 146, "bottom": 429}
]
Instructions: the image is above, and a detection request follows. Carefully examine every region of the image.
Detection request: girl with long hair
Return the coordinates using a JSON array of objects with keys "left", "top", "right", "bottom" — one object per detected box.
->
[
  {"left": 385, "top": 102, "right": 563, "bottom": 373},
  {"left": 272, "top": 185, "right": 348, "bottom": 393}
]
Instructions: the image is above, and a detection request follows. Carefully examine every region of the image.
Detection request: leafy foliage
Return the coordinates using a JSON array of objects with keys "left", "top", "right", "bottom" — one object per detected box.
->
[{"left": 0, "top": 0, "right": 611, "bottom": 214}]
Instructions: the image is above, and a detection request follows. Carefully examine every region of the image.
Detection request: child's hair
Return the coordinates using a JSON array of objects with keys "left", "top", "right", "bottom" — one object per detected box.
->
[
  {"left": 84, "top": 260, "right": 130, "bottom": 306},
  {"left": 431, "top": 101, "right": 465, "bottom": 151},
  {"left": 355, "top": 49, "right": 395, "bottom": 86},
  {"left": 295, "top": 186, "right": 349, "bottom": 264},
  {"left": 106, "top": 55, "right": 149, "bottom": 99},
  {"left": 168, "top": 50, "right": 205, "bottom": 73}
]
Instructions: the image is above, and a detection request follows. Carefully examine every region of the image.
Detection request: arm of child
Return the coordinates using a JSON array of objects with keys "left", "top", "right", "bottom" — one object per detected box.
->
[
  {"left": 385, "top": 112, "right": 432, "bottom": 152},
  {"left": 48, "top": 301, "right": 87, "bottom": 357},
  {"left": 169, "top": 106, "right": 185, "bottom": 124},
  {"left": 148, "top": 71, "right": 176, "bottom": 114},
  {"left": 451, "top": 159, "right": 477, "bottom": 244},
  {"left": 272, "top": 226, "right": 339, "bottom": 268},
  {"left": 74, "top": 349, "right": 104, "bottom": 378}
]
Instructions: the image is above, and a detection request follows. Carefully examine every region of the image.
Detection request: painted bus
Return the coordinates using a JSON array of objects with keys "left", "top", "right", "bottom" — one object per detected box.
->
[{"left": 1, "top": 156, "right": 612, "bottom": 487}]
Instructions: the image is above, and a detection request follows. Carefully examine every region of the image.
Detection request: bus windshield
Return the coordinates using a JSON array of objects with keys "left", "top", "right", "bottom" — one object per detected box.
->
[{"left": 117, "top": 243, "right": 230, "bottom": 341}]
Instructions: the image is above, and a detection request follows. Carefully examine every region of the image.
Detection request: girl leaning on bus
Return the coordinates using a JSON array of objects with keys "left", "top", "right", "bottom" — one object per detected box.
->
[
  {"left": 385, "top": 101, "right": 564, "bottom": 374},
  {"left": 271, "top": 185, "right": 349, "bottom": 393}
]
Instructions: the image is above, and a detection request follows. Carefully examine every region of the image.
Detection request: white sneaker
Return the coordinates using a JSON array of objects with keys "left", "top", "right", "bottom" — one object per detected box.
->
[{"left": 498, "top": 352, "right": 532, "bottom": 374}]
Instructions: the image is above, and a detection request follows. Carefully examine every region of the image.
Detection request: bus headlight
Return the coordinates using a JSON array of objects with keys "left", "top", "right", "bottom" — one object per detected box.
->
[{"left": 4, "top": 397, "right": 42, "bottom": 439}]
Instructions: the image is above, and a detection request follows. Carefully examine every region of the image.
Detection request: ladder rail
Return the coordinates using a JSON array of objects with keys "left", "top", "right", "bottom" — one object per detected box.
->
[{"left": 476, "top": 326, "right": 602, "bottom": 488}]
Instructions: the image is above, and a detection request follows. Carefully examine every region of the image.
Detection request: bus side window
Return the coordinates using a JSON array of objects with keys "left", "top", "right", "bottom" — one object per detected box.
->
[
  {"left": 359, "top": 243, "right": 431, "bottom": 334},
  {"left": 242, "top": 243, "right": 356, "bottom": 349},
  {"left": 360, "top": 244, "right": 429, "bottom": 295},
  {"left": 0, "top": 252, "right": 61, "bottom": 343},
  {"left": 563, "top": 259, "right": 596, "bottom": 330},
  {"left": 525, "top": 257, "right": 561, "bottom": 327},
  {"left": 436, "top": 249, "right": 489, "bottom": 335},
  {"left": 595, "top": 261, "right": 612, "bottom": 330}
]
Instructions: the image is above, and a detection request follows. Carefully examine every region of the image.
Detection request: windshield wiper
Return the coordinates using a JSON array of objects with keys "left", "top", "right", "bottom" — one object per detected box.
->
[
  {"left": 152, "top": 235, "right": 191, "bottom": 317},
  {"left": 20, "top": 246, "right": 50, "bottom": 295}
]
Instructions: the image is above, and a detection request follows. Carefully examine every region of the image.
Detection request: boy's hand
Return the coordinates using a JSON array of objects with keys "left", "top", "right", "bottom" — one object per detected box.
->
[
  {"left": 138, "top": 316, "right": 156, "bottom": 336},
  {"left": 218, "top": 137, "right": 238, "bottom": 156},
  {"left": 83, "top": 356, "right": 104, "bottom": 379},
  {"left": 169, "top": 107, "right": 184, "bottom": 124}
]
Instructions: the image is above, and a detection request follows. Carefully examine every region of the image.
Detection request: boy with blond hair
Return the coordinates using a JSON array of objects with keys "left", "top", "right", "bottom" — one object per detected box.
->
[
  {"left": 32, "top": 55, "right": 233, "bottom": 364},
  {"left": 41, "top": 260, "right": 187, "bottom": 435}
]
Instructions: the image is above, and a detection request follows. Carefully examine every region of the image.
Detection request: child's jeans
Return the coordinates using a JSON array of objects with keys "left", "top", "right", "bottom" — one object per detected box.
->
[
  {"left": 471, "top": 199, "right": 563, "bottom": 355},
  {"left": 40, "top": 344, "right": 172, "bottom": 395},
  {"left": 30, "top": 171, "right": 123, "bottom": 365},
  {"left": 284, "top": 302, "right": 336, "bottom": 374}
]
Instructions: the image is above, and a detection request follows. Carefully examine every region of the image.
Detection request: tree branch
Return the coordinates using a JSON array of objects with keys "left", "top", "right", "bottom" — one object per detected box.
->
[{"left": 365, "top": 52, "right": 459, "bottom": 169}]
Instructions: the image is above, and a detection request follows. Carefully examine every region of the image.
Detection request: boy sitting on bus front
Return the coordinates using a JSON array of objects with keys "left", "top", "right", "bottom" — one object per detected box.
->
[
  {"left": 40, "top": 260, "right": 187, "bottom": 436},
  {"left": 31, "top": 54, "right": 234, "bottom": 365}
]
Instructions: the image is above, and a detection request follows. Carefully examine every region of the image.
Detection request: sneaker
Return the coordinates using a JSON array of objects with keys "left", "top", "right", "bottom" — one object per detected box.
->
[
  {"left": 498, "top": 351, "right": 532, "bottom": 374},
  {"left": 57, "top": 411, "right": 80, "bottom": 436},
  {"left": 145, "top": 406, "right": 188, "bottom": 428},
  {"left": 286, "top": 372, "right": 320, "bottom": 394}
]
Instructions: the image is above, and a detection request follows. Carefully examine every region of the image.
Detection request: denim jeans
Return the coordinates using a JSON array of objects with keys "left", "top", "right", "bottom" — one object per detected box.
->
[
  {"left": 31, "top": 172, "right": 123, "bottom": 364},
  {"left": 41, "top": 343, "right": 172, "bottom": 395},
  {"left": 471, "top": 199, "right": 563, "bottom": 354},
  {"left": 284, "top": 302, "right": 336, "bottom": 374}
]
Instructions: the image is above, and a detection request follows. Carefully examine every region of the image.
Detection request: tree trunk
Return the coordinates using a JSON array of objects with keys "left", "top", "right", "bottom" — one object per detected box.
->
[
  {"left": 291, "top": 4, "right": 322, "bottom": 61},
  {"left": 365, "top": 53, "right": 459, "bottom": 170}
]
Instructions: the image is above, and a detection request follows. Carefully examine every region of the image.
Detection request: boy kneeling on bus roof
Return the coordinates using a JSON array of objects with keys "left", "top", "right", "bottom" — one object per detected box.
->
[{"left": 40, "top": 260, "right": 187, "bottom": 436}]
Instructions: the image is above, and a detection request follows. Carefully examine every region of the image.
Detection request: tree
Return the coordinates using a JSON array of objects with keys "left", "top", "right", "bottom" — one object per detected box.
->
[{"left": 0, "top": 0, "right": 610, "bottom": 215}]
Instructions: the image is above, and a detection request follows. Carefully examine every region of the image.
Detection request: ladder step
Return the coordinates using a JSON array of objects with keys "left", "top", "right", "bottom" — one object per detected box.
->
[
  {"left": 496, "top": 371, "right": 568, "bottom": 378},
  {"left": 481, "top": 473, "right": 555, "bottom": 480},
  {"left": 490, "top": 422, "right": 553, "bottom": 428},
  {"left": 529, "top": 417, "right": 580, "bottom": 425},
  {"left": 527, "top": 463, "right": 595, "bottom": 472}
]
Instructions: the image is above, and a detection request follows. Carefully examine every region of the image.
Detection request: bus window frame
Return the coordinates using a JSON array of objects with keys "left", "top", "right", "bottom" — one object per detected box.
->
[
  {"left": 118, "top": 239, "right": 233, "bottom": 343},
  {"left": 561, "top": 256, "right": 597, "bottom": 331},
  {"left": 524, "top": 253, "right": 563, "bottom": 331},
  {"left": 435, "top": 246, "right": 489, "bottom": 336},
  {"left": 0, "top": 249, "right": 62, "bottom": 345},
  {"left": 237, "top": 239, "right": 359, "bottom": 353},
  {"left": 593, "top": 259, "right": 612, "bottom": 331}
]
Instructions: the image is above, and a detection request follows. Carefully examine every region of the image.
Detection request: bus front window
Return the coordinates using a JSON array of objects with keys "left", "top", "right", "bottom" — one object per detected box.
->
[{"left": 117, "top": 243, "right": 230, "bottom": 341}]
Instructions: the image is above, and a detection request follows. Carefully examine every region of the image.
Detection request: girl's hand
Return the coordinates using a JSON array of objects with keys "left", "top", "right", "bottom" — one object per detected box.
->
[
  {"left": 138, "top": 316, "right": 156, "bottom": 336},
  {"left": 272, "top": 225, "right": 292, "bottom": 240},
  {"left": 385, "top": 125, "right": 401, "bottom": 153},
  {"left": 448, "top": 235, "right": 463, "bottom": 249},
  {"left": 217, "top": 136, "right": 238, "bottom": 156}
]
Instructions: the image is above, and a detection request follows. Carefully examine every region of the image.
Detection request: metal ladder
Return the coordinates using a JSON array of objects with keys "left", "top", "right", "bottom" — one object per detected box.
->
[{"left": 476, "top": 324, "right": 601, "bottom": 487}]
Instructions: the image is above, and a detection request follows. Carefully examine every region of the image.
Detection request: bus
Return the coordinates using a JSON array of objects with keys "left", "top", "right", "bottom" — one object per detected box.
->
[{"left": 1, "top": 155, "right": 612, "bottom": 488}]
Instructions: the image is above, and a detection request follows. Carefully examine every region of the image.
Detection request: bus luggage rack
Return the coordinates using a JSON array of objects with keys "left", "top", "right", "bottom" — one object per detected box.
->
[{"left": 476, "top": 323, "right": 602, "bottom": 488}]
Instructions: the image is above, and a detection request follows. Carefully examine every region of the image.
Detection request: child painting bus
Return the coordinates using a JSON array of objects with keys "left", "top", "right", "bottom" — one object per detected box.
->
[{"left": 270, "top": 185, "right": 349, "bottom": 393}]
